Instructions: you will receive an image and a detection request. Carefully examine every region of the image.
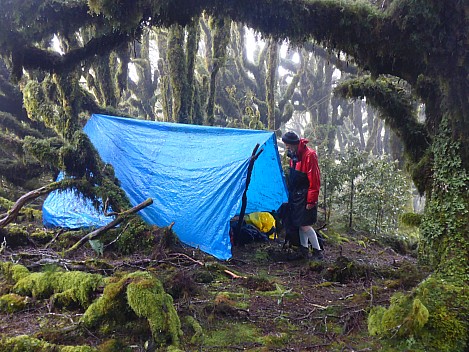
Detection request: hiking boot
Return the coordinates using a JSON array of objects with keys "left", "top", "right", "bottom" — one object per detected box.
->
[
  {"left": 299, "top": 246, "right": 311, "bottom": 259},
  {"left": 286, "top": 251, "right": 303, "bottom": 261},
  {"left": 311, "top": 248, "right": 324, "bottom": 261}
]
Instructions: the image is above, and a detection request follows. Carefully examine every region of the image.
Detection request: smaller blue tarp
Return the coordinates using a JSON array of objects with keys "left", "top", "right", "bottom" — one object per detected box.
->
[
  {"left": 43, "top": 173, "right": 113, "bottom": 229},
  {"left": 43, "top": 114, "right": 288, "bottom": 260}
]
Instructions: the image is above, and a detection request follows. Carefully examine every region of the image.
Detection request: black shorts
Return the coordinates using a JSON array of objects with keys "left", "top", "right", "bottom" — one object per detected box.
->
[
  {"left": 301, "top": 206, "right": 317, "bottom": 226},
  {"left": 289, "top": 189, "right": 317, "bottom": 227}
]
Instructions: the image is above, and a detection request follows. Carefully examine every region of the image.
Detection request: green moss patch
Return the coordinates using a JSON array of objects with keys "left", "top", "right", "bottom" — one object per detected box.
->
[
  {"left": 12, "top": 268, "right": 104, "bottom": 308},
  {"left": 0, "top": 293, "right": 29, "bottom": 313},
  {"left": 1, "top": 262, "right": 30, "bottom": 282},
  {"left": 81, "top": 271, "right": 182, "bottom": 348},
  {"left": 203, "top": 322, "right": 262, "bottom": 349},
  {"left": 0, "top": 335, "right": 97, "bottom": 352},
  {"left": 368, "top": 275, "right": 468, "bottom": 351}
]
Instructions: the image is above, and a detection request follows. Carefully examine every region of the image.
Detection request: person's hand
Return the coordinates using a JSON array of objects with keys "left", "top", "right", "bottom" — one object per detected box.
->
[{"left": 306, "top": 202, "right": 316, "bottom": 210}]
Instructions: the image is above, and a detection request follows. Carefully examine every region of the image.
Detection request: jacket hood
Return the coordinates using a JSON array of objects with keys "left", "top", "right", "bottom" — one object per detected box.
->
[{"left": 297, "top": 138, "right": 309, "bottom": 158}]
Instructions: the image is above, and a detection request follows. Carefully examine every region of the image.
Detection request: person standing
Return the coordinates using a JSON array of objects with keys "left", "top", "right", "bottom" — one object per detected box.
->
[{"left": 281, "top": 131, "right": 323, "bottom": 260}]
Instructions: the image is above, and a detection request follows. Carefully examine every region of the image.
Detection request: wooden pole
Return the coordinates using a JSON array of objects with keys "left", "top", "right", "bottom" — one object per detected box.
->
[{"left": 235, "top": 144, "right": 264, "bottom": 242}]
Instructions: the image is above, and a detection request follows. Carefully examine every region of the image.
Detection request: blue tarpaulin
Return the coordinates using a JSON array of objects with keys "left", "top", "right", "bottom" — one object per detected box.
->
[{"left": 43, "top": 114, "right": 288, "bottom": 260}]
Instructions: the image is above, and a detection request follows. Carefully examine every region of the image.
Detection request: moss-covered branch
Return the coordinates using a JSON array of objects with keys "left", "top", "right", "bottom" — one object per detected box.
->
[
  {"left": 0, "top": 159, "right": 44, "bottom": 188},
  {"left": 85, "top": 0, "right": 467, "bottom": 90},
  {"left": 0, "top": 181, "right": 65, "bottom": 227},
  {"left": 0, "top": 112, "right": 44, "bottom": 140},
  {"left": 0, "top": 1, "right": 91, "bottom": 47},
  {"left": 334, "top": 76, "right": 429, "bottom": 161},
  {"left": 81, "top": 271, "right": 182, "bottom": 347},
  {"left": 9, "top": 31, "right": 132, "bottom": 81},
  {"left": 334, "top": 75, "right": 432, "bottom": 192}
]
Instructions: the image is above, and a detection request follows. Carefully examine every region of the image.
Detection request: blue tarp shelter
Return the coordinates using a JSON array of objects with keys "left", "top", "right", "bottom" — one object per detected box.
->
[{"left": 43, "top": 114, "right": 288, "bottom": 260}]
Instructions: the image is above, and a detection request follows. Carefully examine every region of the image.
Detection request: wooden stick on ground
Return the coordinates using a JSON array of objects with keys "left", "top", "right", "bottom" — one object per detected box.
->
[
  {"left": 66, "top": 198, "right": 153, "bottom": 253},
  {"left": 224, "top": 270, "right": 247, "bottom": 279}
]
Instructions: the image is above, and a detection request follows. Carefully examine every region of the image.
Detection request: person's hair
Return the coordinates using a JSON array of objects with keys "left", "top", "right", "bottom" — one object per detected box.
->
[{"left": 282, "top": 131, "right": 300, "bottom": 145}]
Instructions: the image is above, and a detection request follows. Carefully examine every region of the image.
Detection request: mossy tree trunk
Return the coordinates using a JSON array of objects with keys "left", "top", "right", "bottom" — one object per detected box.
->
[
  {"left": 53, "top": 72, "right": 81, "bottom": 141},
  {"left": 185, "top": 17, "right": 201, "bottom": 122},
  {"left": 167, "top": 24, "right": 190, "bottom": 123},
  {"left": 206, "top": 16, "right": 230, "bottom": 126},
  {"left": 127, "top": 30, "right": 158, "bottom": 120},
  {"left": 166, "top": 19, "right": 202, "bottom": 124},
  {"left": 265, "top": 38, "right": 279, "bottom": 130},
  {"left": 0, "top": 57, "right": 49, "bottom": 191}
]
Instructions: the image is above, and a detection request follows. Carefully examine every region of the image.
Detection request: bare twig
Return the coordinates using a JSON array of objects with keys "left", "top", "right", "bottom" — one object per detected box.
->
[
  {"left": 44, "top": 229, "right": 65, "bottom": 249},
  {"left": 291, "top": 308, "right": 317, "bottom": 321},
  {"left": 0, "top": 237, "right": 6, "bottom": 254},
  {"left": 103, "top": 197, "right": 119, "bottom": 217},
  {"left": 315, "top": 223, "right": 328, "bottom": 231},
  {"left": 311, "top": 303, "right": 328, "bottom": 309},
  {"left": 362, "top": 281, "right": 374, "bottom": 307},
  {"left": 104, "top": 221, "right": 132, "bottom": 248},
  {"left": 166, "top": 221, "right": 175, "bottom": 231},
  {"left": 167, "top": 252, "right": 204, "bottom": 266},
  {"left": 45, "top": 312, "right": 80, "bottom": 325}
]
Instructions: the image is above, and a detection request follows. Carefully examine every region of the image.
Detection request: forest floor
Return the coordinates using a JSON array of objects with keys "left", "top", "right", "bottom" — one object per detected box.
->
[{"left": 0, "top": 217, "right": 426, "bottom": 352}]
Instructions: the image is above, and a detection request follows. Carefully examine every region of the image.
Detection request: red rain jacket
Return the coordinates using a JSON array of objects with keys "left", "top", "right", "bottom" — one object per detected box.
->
[{"left": 289, "top": 138, "right": 321, "bottom": 204}]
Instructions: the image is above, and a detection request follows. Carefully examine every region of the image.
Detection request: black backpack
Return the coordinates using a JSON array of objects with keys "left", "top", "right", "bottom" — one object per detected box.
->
[{"left": 230, "top": 221, "right": 270, "bottom": 246}]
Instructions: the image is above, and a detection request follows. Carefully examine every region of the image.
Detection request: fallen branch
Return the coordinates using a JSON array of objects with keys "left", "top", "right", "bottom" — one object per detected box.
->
[
  {"left": 224, "top": 269, "right": 247, "bottom": 279},
  {"left": 6, "top": 250, "right": 111, "bottom": 273},
  {"left": 311, "top": 303, "right": 328, "bottom": 309},
  {"left": 65, "top": 198, "right": 153, "bottom": 253},
  {"left": 0, "top": 178, "right": 95, "bottom": 228},
  {"left": 166, "top": 252, "right": 204, "bottom": 266},
  {"left": 0, "top": 182, "right": 62, "bottom": 228}
]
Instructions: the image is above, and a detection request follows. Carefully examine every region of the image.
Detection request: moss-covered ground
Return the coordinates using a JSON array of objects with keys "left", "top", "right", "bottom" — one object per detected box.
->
[{"left": 0, "top": 220, "right": 429, "bottom": 351}]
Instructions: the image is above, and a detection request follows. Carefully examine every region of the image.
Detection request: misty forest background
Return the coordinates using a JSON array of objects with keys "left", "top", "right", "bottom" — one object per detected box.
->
[{"left": 0, "top": 7, "right": 419, "bottom": 240}]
